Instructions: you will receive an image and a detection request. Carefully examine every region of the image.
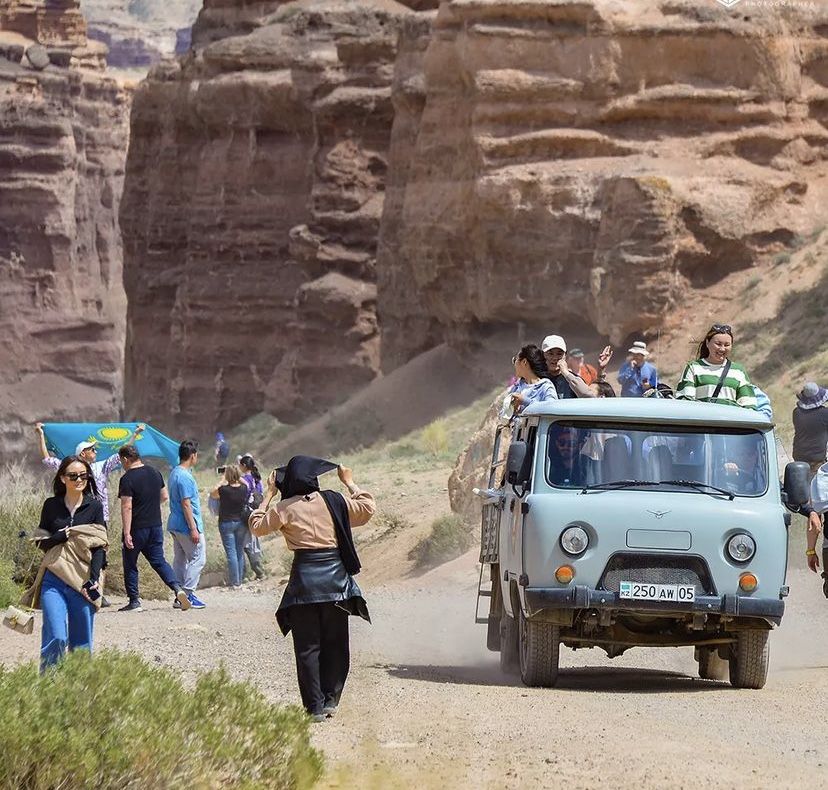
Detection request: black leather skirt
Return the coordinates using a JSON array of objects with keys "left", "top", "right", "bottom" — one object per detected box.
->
[{"left": 276, "top": 548, "right": 370, "bottom": 635}]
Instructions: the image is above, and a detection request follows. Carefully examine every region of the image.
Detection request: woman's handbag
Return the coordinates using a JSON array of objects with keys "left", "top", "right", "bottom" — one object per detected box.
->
[{"left": 3, "top": 605, "right": 34, "bottom": 635}]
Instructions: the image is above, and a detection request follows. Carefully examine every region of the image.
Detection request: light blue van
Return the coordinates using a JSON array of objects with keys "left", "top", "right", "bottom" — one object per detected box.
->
[{"left": 475, "top": 398, "right": 811, "bottom": 689}]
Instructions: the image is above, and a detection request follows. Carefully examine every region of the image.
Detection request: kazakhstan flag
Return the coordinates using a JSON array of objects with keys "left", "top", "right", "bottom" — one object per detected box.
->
[{"left": 42, "top": 423, "right": 181, "bottom": 467}]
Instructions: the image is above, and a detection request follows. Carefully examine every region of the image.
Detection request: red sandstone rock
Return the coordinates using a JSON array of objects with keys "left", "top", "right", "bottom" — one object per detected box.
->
[
  {"left": 121, "top": 0, "right": 417, "bottom": 435},
  {"left": 0, "top": 1, "right": 130, "bottom": 462}
]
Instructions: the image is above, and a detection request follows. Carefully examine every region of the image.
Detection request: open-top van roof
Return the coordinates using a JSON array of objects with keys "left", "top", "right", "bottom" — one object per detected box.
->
[{"left": 521, "top": 397, "right": 773, "bottom": 429}]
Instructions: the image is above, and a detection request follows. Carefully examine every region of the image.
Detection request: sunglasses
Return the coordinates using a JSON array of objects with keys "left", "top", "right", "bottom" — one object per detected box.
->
[
  {"left": 511, "top": 355, "right": 519, "bottom": 365},
  {"left": 65, "top": 472, "right": 89, "bottom": 482},
  {"left": 709, "top": 324, "right": 732, "bottom": 336}
]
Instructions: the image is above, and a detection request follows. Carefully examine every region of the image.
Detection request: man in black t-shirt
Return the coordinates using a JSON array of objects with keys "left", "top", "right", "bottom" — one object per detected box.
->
[{"left": 117, "top": 445, "right": 190, "bottom": 612}]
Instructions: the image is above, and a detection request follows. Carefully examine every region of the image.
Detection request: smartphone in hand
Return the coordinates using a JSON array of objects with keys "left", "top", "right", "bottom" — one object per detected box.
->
[
  {"left": 216, "top": 466, "right": 226, "bottom": 475},
  {"left": 82, "top": 580, "right": 101, "bottom": 601}
]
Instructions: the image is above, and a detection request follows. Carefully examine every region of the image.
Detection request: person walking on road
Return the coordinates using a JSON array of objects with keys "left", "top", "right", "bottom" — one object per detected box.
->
[
  {"left": 117, "top": 445, "right": 190, "bottom": 612},
  {"left": 168, "top": 440, "right": 206, "bottom": 609},
  {"left": 239, "top": 454, "right": 266, "bottom": 580},
  {"left": 209, "top": 465, "right": 250, "bottom": 589},
  {"left": 23, "top": 456, "right": 108, "bottom": 672},
  {"left": 675, "top": 324, "right": 756, "bottom": 409},
  {"left": 793, "top": 382, "right": 828, "bottom": 481},
  {"left": 618, "top": 341, "right": 658, "bottom": 397},
  {"left": 249, "top": 457, "right": 375, "bottom": 721}
]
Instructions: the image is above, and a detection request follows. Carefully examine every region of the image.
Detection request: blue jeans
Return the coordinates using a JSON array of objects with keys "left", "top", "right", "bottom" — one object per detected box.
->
[
  {"left": 122, "top": 525, "right": 179, "bottom": 602},
  {"left": 219, "top": 520, "right": 247, "bottom": 587},
  {"left": 40, "top": 570, "right": 95, "bottom": 672}
]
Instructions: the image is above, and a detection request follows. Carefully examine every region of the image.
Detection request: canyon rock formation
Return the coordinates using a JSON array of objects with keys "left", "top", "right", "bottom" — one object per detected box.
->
[
  {"left": 378, "top": 0, "right": 828, "bottom": 368},
  {"left": 0, "top": 0, "right": 130, "bottom": 460},
  {"left": 82, "top": 0, "right": 202, "bottom": 69},
  {"left": 121, "top": 0, "right": 433, "bottom": 435}
]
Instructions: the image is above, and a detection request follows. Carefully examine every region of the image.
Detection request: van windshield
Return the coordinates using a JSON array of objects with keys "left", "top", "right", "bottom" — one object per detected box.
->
[{"left": 546, "top": 421, "right": 769, "bottom": 497}]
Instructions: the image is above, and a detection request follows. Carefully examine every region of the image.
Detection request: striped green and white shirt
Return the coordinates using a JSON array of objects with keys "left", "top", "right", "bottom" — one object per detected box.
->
[{"left": 675, "top": 359, "right": 756, "bottom": 408}]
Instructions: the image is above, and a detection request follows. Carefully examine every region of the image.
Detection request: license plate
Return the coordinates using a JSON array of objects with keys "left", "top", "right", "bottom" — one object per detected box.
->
[{"left": 619, "top": 581, "right": 695, "bottom": 603}]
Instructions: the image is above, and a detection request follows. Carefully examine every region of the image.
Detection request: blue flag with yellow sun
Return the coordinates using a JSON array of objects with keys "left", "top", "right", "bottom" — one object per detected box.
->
[{"left": 42, "top": 423, "right": 181, "bottom": 467}]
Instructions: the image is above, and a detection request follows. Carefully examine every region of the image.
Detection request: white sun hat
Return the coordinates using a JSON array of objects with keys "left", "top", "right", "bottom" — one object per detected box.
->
[{"left": 627, "top": 341, "right": 649, "bottom": 356}]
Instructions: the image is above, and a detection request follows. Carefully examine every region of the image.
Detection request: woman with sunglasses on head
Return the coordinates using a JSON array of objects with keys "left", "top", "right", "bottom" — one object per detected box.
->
[
  {"left": 22, "top": 456, "right": 109, "bottom": 671},
  {"left": 675, "top": 323, "right": 757, "bottom": 409}
]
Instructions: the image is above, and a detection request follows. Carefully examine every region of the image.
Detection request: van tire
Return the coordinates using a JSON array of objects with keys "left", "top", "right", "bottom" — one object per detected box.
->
[
  {"left": 499, "top": 612, "right": 519, "bottom": 674},
  {"left": 518, "top": 611, "right": 559, "bottom": 688},
  {"left": 728, "top": 630, "right": 769, "bottom": 689},
  {"left": 697, "top": 648, "right": 728, "bottom": 681}
]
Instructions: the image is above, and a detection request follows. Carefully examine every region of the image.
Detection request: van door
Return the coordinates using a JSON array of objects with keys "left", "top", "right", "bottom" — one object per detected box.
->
[{"left": 500, "top": 422, "right": 537, "bottom": 614}]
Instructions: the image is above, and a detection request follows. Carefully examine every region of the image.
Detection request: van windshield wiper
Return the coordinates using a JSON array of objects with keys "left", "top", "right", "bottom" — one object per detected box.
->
[
  {"left": 657, "top": 479, "right": 735, "bottom": 500},
  {"left": 581, "top": 480, "right": 659, "bottom": 493}
]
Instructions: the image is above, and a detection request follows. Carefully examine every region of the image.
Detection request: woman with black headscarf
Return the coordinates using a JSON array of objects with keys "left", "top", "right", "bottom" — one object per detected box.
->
[{"left": 249, "top": 455, "right": 375, "bottom": 721}]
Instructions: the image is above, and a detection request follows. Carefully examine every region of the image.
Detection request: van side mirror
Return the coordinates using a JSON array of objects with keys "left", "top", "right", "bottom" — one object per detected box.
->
[
  {"left": 783, "top": 462, "right": 811, "bottom": 507},
  {"left": 506, "top": 441, "right": 530, "bottom": 487}
]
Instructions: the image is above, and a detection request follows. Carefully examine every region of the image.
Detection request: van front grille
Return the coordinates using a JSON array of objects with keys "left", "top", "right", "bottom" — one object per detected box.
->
[{"left": 599, "top": 554, "right": 716, "bottom": 595}]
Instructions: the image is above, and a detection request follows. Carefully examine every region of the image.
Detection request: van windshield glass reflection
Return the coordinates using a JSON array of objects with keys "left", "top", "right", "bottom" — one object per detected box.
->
[{"left": 546, "top": 422, "right": 768, "bottom": 497}]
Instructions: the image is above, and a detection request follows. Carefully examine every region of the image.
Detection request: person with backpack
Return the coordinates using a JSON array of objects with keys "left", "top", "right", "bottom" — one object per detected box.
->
[
  {"left": 240, "top": 454, "right": 266, "bottom": 580},
  {"left": 675, "top": 323, "right": 757, "bottom": 408}
]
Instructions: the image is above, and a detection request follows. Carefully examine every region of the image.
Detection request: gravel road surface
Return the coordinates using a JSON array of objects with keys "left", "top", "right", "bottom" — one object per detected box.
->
[{"left": 3, "top": 557, "right": 827, "bottom": 788}]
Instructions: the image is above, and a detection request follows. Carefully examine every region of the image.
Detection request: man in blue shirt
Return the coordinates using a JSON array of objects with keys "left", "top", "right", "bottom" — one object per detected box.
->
[
  {"left": 618, "top": 341, "right": 658, "bottom": 397},
  {"left": 168, "top": 439, "right": 207, "bottom": 609}
]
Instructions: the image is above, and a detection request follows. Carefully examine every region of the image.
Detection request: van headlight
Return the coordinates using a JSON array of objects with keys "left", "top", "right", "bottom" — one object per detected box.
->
[
  {"left": 727, "top": 533, "right": 756, "bottom": 562},
  {"left": 561, "top": 526, "right": 589, "bottom": 556}
]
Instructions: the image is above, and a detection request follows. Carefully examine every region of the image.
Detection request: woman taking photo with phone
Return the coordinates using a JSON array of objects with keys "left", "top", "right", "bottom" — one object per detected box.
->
[
  {"left": 676, "top": 323, "right": 757, "bottom": 409},
  {"left": 22, "top": 455, "right": 109, "bottom": 671},
  {"left": 249, "top": 456, "right": 375, "bottom": 721}
]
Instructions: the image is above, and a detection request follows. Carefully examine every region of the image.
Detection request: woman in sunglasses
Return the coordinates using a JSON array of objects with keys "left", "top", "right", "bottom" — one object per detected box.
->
[
  {"left": 675, "top": 323, "right": 757, "bottom": 409},
  {"left": 21, "top": 456, "right": 109, "bottom": 671}
]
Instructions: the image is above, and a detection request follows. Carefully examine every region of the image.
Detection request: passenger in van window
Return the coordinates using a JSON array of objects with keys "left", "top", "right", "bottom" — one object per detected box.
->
[
  {"left": 509, "top": 345, "right": 557, "bottom": 416},
  {"left": 721, "top": 443, "right": 765, "bottom": 495},
  {"left": 541, "top": 334, "right": 596, "bottom": 399},
  {"left": 675, "top": 324, "right": 757, "bottom": 409},
  {"left": 589, "top": 380, "right": 616, "bottom": 398},
  {"left": 548, "top": 427, "right": 587, "bottom": 486}
]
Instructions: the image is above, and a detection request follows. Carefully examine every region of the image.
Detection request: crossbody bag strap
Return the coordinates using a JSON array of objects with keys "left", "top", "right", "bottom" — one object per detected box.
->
[{"left": 711, "top": 360, "right": 732, "bottom": 399}]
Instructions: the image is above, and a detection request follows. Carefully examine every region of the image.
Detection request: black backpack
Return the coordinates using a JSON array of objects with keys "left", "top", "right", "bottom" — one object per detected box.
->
[{"left": 243, "top": 487, "right": 264, "bottom": 526}]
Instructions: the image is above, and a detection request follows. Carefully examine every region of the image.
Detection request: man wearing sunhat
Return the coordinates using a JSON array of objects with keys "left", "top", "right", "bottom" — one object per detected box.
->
[
  {"left": 618, "top": 340, "right": 658, "bottom": 397},
  {"left": 793, "top": 382, "right": 828, "bottom": 481},
  {"left": 541, "top": 334, "right": 596, "bottom": 399}
]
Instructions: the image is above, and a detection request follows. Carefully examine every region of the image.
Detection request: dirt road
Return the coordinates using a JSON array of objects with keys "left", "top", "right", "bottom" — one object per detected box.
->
[{"left": 3, "top": 555, "right": 828, "bottom": 788}]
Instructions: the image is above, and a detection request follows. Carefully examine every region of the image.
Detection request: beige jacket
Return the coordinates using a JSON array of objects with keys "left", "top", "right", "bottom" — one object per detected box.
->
[
  {"left": 20, "top": 524, "right": 109, "bottom": 611},
  {"left": 249, "top": 488, "right": 375, "bottom": 551}
]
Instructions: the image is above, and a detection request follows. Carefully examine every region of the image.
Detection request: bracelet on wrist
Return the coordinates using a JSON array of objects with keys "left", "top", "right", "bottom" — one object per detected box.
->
[{"left": 806, "top": 549, "right": 817, "bottom": 556}]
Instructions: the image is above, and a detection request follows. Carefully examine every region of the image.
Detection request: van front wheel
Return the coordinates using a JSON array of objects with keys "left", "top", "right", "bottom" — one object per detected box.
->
[
  {"left": 518, "top": 611, "right": 559, "bottom": 688},
  {"left": 728, "top": 629, "right": 770, "bottom": 689}
]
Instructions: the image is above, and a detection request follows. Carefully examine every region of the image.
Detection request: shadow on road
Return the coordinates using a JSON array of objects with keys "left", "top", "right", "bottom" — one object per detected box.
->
[{"left": 381, "top": 663, "right": 728, "bottom": 693}]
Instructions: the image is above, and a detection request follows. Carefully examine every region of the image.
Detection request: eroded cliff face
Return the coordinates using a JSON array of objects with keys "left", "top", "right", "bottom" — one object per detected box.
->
[
  {"left": 121, "top": 0, "right": 422, "bottom": 434},
  {"left": 378, "top": 0, "right": 828, "bottom": 366},
  {"left": 0, "top": 0, "right": 130, "bottom": 460}
]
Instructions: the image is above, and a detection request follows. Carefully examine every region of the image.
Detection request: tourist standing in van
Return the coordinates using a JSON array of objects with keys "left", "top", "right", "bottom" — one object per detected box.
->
[
  {"left": 618, "top": 341, "right": 658, "bottom": 397},
  {"left": 676, "top": 324, "right": 757, "bottom": 409},
  {"left": 792, "top": 382, "right": 828, "bottom": 480},
  {"left": 509, "top": 345, "right": 556, "bottom": 414},
  {"left": 541, "top": 335, "right": 596, "bottom": 399},
  {"left": 249, "top": 457, "right": 375, "bottom": 721}
]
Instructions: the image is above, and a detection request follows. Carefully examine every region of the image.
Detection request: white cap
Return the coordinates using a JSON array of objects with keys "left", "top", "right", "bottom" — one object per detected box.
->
[
  {"left": 628, "top": 341, "right": 649, "bottom": 356},
  {"left": 75, "top": 440, "right": 97, "bottom": 455},
  {"left": 541, "top": 334, "right": 567, "bottom": 353}
]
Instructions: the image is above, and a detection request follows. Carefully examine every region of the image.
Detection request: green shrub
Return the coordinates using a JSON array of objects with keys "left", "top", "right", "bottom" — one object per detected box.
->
[
  {"left": 408, "top": 514, "right": 473, "bottom": 569},
  {"left": 420, "top": 419, "right": 449, "bottom": 457},
  {"left": 0, "top": 650, "right": 323, "bottom": 790},
  {"left": 0, "top": 560, "right": 20, "bottom": 609}
]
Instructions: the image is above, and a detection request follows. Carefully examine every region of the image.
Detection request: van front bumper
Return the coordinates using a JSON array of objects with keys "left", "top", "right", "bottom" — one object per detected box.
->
[{"left": 524, "top": 585, "right": 784, "bottom": 625}]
